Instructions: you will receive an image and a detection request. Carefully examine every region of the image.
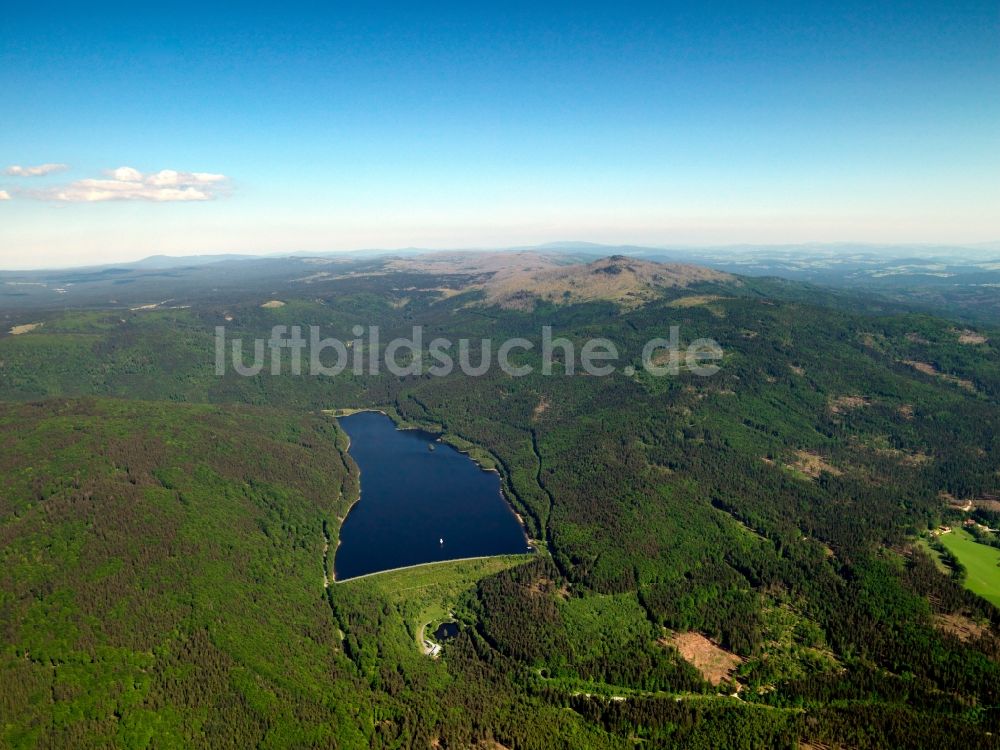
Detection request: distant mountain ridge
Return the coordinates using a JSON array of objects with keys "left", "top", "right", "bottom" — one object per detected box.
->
[
  {"left": 5, "top": 240, "right": 999, "bottom": 275},
  {"left": 3, "top": 243, "right": 1000, "bottom": 322}
]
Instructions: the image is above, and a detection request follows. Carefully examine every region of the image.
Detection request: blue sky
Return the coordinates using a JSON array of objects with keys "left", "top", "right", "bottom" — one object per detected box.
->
[{"left": 1, "top": 1, "right": 997, "bottom": 267}]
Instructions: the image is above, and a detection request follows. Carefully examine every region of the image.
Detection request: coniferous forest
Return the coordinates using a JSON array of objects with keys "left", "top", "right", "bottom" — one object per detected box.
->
[{"left": 1, "top": 255, "right": 999, "bottom": 748}]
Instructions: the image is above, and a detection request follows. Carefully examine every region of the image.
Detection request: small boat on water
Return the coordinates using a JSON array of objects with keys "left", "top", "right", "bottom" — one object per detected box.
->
[{"left": 439, "top": 538, "right": 444, "bottom": 546}]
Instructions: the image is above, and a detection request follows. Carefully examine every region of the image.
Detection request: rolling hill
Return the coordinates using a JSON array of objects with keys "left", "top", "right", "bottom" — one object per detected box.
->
[{"left": 1, "top": 253, "right": 999, "bottom": 748}]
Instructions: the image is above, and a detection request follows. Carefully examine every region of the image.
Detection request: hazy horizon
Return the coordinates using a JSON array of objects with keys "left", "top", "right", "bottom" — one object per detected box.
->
[{"left": 3, "top": 239, "right": 1000, "bottom": 273}]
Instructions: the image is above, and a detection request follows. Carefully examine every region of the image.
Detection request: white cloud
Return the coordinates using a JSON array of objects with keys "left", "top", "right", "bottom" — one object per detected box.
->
[
  {"left": 110, "top": 166, "right": 143, "bottom": 182},
  {"left": 0, "top": 190, "right": 10, "bottom": 201},
  {"left": 38, "top": 167, "right": 230, "bottom": 203},
  {"left": 145, "top": 169, "right": 227, "bottom": 187},
  {"left": 5, "top": 163, "right": 69, "bottom": 177}
]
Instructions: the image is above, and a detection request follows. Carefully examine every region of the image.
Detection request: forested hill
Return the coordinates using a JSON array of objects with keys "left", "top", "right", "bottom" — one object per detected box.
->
[
  {"left": 0, "top": 399, "right": 364, "bottom": 746},
  {"left": 1, "top": 257, "right": 999, "bottom": 748}
]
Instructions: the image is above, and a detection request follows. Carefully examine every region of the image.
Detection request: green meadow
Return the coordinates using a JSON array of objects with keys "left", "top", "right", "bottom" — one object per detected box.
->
[
  {"left": 340, "top": 555, "right": 532, "bottom": 647},
  {"left": 939, "top": 528, "right": 1000, "bottom": 608}
]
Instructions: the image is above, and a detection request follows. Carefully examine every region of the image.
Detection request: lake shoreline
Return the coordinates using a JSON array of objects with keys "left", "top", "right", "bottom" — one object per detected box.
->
[
  {"left": 324, "top": 406, "right": 531, "bottom": 584},
  {"left": 328, "top": 409, "right": 531, "bottom": 581}
]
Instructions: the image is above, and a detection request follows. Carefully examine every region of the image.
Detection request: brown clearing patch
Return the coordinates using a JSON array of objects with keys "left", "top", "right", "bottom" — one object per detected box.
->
[
  {"left": 788, "top": 364, "right": 805, "bottom": 376},
  {"left": 894, "top": 449, "right": 931, "bottom": 466},
  {"left": 942, "top": 492, "right": 1000, "bottom": 513},
  {"left": 662, "top": 632, "right": 743, "bottom": 686},
  {"left": 939, "top": 491, "right": 971, "bottom": 511},
  {"left": 667, "top": 294, "right": 728, "bottom": 308},
  {"left": 427, "top": 286, "right": 463, "bottom": 300},
  {"left": 789, "top": 450, "right": 842, "bottom": 479},
  {"left": 260, "top": 300, "right": 286, "bottom": 309},
  {"left": 650, "top": 346, "right": 721, "bottom": 372},
  {"left": 934, "top": 613, "right": 987, "bottom": 643},
  {"left": 855, "top": 435, "right": 931, "bottom": 466},
  {"left": 902, "top": 360, "right": 976, "bottom": 392},
  {"left": 897, "top": 404, "right": 915, "bottom": 420},
  {"left": 828, "top": 395, "right": 870, "bottom": 415},
  {"left": 905, "top": 359, "right": 938, "bottom": 376},
  {"left": 532, "top": 396, "right": 549, "bottom": 421},
  {"left": 876, "top": 446, "right": 931, "bottom": 466},
  {"left": 860, "top": 334, "right": 875, "bottom": 347},
  {"left": 977, "top": 497, "right": 1000, "bottom": 513},
  {"left": 8, "top": 322, "right": 42, "bottom": 335},
  {"left": 956, "top": 329, "right": 988, "bottom": 345},
  {"left": 905, "top": 331, "right": 930, "bottom": 344}
]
